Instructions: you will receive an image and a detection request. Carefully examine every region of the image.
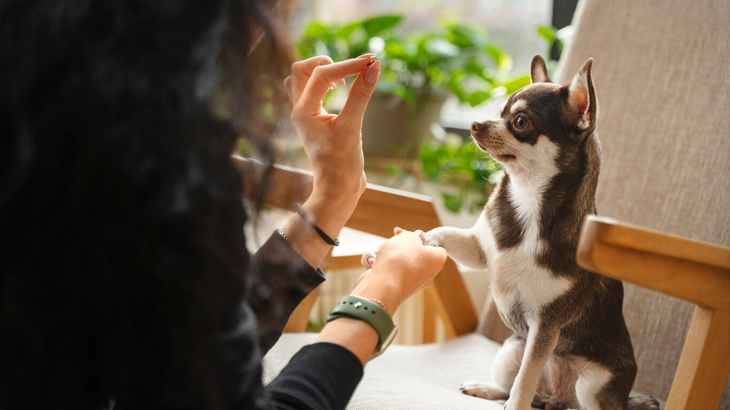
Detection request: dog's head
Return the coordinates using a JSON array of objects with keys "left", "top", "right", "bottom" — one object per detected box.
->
[{"left": 471, "top": 55, "right": 597, "bottom": 175}]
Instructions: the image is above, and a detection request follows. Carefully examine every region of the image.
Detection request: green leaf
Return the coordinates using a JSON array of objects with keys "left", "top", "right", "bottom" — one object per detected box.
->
[
  {"left": 362, "top": 15, "right": 403, "bottom": 37},
  {"left": 425, "top": 38, "right": 460, "bottom": 58},
  {"left": 338, "top": 21, "right": 364, "bottom": 39},
  {"left": 442, "top": 193, "right": 464, "bottom": 212},
  {"left": 445, "top": 23, "right": 487, "bottom": 48},
  {"left": 465, "top": 90, "right": 492, "bottom": 107},
  {"left": 485, "top": 44, "right": 512, "bottom": 72},
  {"left": 537, "top": 25, "right": 558, "bottom": 44},
  {"left": 500, "top": 74, "right": 531, "bottom": 94},
  {"left": 302, "top": 22, "right": 330, "bottom": 39},
  {"left": 419, "top": 136, "right": 502, "bottom": 214},
  {"left": 382, "top": 40, "right": 408, "bottom": 58}
]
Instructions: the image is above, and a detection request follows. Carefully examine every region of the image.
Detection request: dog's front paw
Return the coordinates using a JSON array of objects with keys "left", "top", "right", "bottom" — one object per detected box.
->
[
  {"left": 422, "top": 227, "right": 447, "bottom": 248},
  {"left": 459, "top": 381, "right": 508, "bottom": 400}
]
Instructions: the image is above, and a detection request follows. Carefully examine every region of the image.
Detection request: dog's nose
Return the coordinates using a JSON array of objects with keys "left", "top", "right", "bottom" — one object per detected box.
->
[{"left": 471, "top": 121, "right": 487, "bottom": 133}]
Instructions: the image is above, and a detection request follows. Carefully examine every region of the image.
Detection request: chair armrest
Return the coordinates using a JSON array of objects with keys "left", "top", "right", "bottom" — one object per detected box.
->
[
  {"left": 231, "top": 156, "right": 442, "bottom": 234},
  {"left": 577, "top": 215, "right": 730, "bottom": 310},
  {"left": 232, "top": 156, "right": 478, "bottom": 338}
]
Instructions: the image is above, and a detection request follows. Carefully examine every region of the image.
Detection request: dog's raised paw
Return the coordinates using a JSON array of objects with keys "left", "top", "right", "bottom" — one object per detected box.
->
[
  {"left": 459, "top": 381, "right": 509, "bottom": 400},
  {"left": 422, "top": 229, "right": 442, "bottom": 248}
]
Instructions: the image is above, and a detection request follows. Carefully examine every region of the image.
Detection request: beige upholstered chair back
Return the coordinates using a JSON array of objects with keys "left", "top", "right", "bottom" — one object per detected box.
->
[{"left": 479, "top": 0, "right": 730, "bottom": 404}]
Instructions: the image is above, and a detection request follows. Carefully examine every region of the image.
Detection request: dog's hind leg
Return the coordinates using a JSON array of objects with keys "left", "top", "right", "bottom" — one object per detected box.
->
[
  {"left": 460, "top": 336, "right": 524, "bottom": 400},
  {"left": 505, "top": 326, "right": 560, "bottom": 410},
  {"left": 574, "top": 361, "right": 616, "bottom": 410},
  {"left": 575, "top": 359, "right": 657, "bottom": 410}
]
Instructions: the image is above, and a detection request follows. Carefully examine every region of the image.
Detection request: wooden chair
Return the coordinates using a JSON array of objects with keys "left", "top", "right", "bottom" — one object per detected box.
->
[
  {"left": 258, "top": 0, "right": 730, "bottom": 408},
  {"left": 233, "top": 157, "right": 479, "bottom": 341},
  {"left": 577, "top": 216, "right": 729, "bottom": 410}
]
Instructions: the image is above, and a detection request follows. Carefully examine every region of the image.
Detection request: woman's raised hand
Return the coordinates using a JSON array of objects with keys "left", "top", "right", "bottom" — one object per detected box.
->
[
  {"left": 284, "top": 55, "right": 381, "bottom": 217},
  {"left": 279, "top": 56, "right": 380, "bottom": 271}
]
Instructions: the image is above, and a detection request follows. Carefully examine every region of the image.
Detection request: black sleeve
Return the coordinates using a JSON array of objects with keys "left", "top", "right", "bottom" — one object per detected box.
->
[
  {"left": 247, "top": 231, "right": 325, "bottom": 354},
  {"left": 212, "top": 300, "right": 364, "bottom": 410},
  {"left": 221, "top": 231, "right": 364, "bottom": 410},
  {"left": 265, "top": 342, "right": 364, "bottom": 410}
]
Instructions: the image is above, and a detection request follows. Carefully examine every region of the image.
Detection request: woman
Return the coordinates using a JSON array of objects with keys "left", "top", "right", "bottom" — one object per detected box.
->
[{"left": 0, "top": 0, "right": 446, "bottom": 409}]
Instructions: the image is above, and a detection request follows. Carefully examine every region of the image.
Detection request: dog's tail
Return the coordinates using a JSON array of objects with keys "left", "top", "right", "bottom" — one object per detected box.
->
[{"left": 628, "top": 395, "right": 661, "bottom": 410}]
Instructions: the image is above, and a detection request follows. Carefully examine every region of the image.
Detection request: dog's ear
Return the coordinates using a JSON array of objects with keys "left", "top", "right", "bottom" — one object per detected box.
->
[
  {"left": 530, "top": 55, "right": 553, "bottom": 83},
  {"left": 565, "top": 58, "right": 597, "bottom": 140}
]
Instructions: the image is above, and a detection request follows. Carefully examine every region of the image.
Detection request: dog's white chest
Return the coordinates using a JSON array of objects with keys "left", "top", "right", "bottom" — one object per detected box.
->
[
  {"left": 474, "top": 175, "right": 573, "bottom": 324},
  {"left": 488, "top": 242, "right": 572, "bottom": 322}
]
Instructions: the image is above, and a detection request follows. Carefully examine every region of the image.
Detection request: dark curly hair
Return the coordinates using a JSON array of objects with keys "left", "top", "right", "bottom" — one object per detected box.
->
[{"left": 0, "top": 0, "right": 291, "bottom": 408}]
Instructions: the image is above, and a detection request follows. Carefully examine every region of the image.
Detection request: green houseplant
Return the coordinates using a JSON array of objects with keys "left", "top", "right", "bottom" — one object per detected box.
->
[
  {"left": 420, "top": 134, "right": 502, "bottom": 213},
  {"left": 296, "top": 15, "right": 527, "bottom": 158}
]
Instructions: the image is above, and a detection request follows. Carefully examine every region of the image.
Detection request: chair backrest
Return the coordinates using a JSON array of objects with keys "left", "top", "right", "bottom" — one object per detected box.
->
[{"left": 556, "top": 0, "right": 730, "bottom": 403}]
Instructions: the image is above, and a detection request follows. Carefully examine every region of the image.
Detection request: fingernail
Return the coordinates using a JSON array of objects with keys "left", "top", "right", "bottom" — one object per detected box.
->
[
  {"left": 364, "top": 60, "right": 380, "bottom": 85},
  {"left": 358, "top": 53, "right": 376, "bottom": 60}
]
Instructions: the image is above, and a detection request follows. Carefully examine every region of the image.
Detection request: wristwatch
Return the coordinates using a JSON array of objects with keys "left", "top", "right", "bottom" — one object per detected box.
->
[{"left": 326, "top": 295, "right": 398, "bottom": 359}]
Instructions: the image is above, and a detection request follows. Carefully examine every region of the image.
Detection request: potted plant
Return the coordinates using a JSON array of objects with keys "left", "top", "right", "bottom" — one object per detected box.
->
[
  {"left": 296, "top": 15, "right": 526, "bottom": 158},
  {"left": 420, "top": 134, "right": 502, "bottom": 213}
]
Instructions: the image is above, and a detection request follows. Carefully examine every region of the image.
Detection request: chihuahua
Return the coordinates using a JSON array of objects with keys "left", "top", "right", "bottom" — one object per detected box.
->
[{"left": 423, "top": 56, "right": 659, "bottom": 410}]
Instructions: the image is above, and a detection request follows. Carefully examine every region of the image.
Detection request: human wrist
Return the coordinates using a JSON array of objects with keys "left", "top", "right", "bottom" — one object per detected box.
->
[
  {"left": 311, "top": 173, "right": 363, "bottom": 212},
  {"left": 278, "top": 193, "right": 354, "bottom": 269},
  {"left": 326, "top": 295, "right": 398, "bottom": 359},
  {"left": 302, "top": 190, "right": 358, "bottom": 237},
  {"left": 350, "top": 278, "right": 402, "bottom": 316},
  {"left": 318, "top": 316, "right": 379, "bottom": 365}
]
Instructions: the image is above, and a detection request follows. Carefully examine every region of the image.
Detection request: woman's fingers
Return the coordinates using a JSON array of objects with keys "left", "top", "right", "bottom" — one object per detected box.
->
[
  {"left": 393, "top": 227, "right": 425, "bottom": 243},
  {"left": 294, "top": 56, "right": 376, "bottom": 119},
  {"left": 428, "top": 245, "right": 448, "bottom": 265},
  {"left": 337, "top": 60, "right": 380, "bottom": 128},
  {"left": 288, "top": 56, "right": 334, "bottom": 105},
  {"left": 361, "top": 252, "right": 377, "bottom": 269}
]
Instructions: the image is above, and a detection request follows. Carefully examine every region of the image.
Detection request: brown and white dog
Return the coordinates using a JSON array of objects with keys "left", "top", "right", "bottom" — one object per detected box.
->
[{"left": 423, "top": 56, "right": 659, "bottom": 410}]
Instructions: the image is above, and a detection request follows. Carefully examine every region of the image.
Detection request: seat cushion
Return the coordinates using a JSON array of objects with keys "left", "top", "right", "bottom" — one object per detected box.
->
[{"left": 263, "top": 333, "right": 509, "bottom": 410}]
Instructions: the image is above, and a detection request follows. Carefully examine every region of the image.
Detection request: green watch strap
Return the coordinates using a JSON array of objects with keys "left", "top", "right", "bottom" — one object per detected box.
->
[{"left": 326, "top": 295, "right": 397, "bottom": 357}]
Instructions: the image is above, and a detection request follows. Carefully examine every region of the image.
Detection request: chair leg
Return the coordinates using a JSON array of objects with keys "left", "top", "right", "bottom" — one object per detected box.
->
[
  {"left": 423, "top": 287, "right": 437, "bottom": 343},
  {"left": 429, "top": 259, "right": 479, "bottom": 338},
  {"left": 666, "top": 306, "right": 730, "bottom": 410}
]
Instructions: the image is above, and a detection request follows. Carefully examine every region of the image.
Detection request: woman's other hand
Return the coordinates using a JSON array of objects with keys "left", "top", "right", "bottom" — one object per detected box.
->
[
  {"left": 318, "top": 228, "right": 447, "bottom": 364},
  {"left": 351, "top": 228, "right": 448, "bottom": 315},
  {"left": 285, "top": 55, "right": 380, "bottom": 219}
]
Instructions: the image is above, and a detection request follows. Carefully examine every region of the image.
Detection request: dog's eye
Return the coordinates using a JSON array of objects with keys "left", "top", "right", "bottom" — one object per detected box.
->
[{"left": 514, "top": 115, "right": 528, "bottom": 130}]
